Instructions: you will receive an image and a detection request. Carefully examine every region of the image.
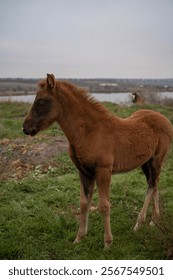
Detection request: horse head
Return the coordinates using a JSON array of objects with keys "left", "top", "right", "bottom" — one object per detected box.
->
[{"left": 23, "top": 74, "right": 58, "bottom": 136}]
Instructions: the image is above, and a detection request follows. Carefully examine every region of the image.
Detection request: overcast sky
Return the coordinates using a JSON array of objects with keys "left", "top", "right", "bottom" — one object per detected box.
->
[{"left": 0, "top": 0, "right": 173, "bottom": 78}]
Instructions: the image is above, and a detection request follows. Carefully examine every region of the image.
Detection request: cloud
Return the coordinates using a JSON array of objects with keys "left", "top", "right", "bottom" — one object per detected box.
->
[{"left": 0, "top": 0, "right": 173, "bottom": 78}]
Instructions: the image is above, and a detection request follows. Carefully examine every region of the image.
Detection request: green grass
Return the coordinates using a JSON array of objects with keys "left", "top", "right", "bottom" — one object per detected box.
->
[
  {"left": 0, "top": 101, "right": 173, "bottom": 259},
  {"left": 0, "top": 102, "right": 63, "bottom": 139}
]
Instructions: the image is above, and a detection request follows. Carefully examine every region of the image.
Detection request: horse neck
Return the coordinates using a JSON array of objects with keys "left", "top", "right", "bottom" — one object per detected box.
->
[{"left": 56, "top": 90, "right": 92, "bottom": 144}]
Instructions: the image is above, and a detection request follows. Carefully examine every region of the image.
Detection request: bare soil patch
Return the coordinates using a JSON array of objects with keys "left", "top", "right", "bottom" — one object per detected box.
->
[{"left": 0, "top": 135, "right": 68, "bottom": 180}]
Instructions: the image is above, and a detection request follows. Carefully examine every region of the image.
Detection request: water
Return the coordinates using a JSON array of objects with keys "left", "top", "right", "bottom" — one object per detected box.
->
[
  {"left": 0, "top": 94, "right": 35, "bottom": 103},
  {"left": 160, "top": 92, "right": 173, "bottom": 99},
  {"left": 0, "top": 92, "right": 132, "bottom": 104},
  {"left": 92, "top": 92, "right": 131, "bottom": 104},
  {"left": 0, "top": 92, "right": 172, "bottom": 104}
]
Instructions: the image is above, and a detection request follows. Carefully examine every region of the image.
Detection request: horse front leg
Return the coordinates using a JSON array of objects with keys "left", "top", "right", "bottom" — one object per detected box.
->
[
  {"left": 74, "top": 172, "right": 95, "bottom": 243},
  {"left": 96, "top": 167, "right": 113, "bottom": 248}
]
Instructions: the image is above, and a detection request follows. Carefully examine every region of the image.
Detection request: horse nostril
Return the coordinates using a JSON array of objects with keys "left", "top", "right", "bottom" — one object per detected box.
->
[{"left": 23, "top": 127, "right": 29, "bottom": 135}]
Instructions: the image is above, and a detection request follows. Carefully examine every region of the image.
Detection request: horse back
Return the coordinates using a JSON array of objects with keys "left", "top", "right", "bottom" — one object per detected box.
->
[{"left": 128, "top": 109, "right": 173, "bottom": 142}]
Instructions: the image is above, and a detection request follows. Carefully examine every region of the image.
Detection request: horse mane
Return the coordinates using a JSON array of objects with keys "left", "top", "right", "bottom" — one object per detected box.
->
[{"left": 38, "top": 79, "right": 111, "bottom": 117}]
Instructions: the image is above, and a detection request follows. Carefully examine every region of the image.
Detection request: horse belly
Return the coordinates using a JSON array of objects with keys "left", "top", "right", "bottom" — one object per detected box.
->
[
  {"left": 112, "top": 154, "right": 150, "bottom": 173},
  {"left": 112, "top": 139, "right": 155, "bottom": 174}
]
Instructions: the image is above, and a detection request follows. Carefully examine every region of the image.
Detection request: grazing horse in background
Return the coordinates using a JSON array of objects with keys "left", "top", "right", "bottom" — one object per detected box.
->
[
  {"left": 132, "top": 92, "right": 145, "bottom": 104},
  {"left": 23, "top": 74, "right": 173, "bottom": 248}
]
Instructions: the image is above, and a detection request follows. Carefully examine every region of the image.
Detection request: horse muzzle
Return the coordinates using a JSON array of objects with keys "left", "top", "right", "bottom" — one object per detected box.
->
[{"left": 23, "top": 121, "right": 38, "bottom": 136}]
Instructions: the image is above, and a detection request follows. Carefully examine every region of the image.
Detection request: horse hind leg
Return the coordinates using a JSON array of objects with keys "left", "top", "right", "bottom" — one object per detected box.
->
[
  {"left": 73, "top": 171, "right": 95, "bottom": 244},
  {"left": 150, "top": 185, "right": 160, "bottom": 226},
  {"left": 148, "top": 151, "right": 167, "bottom": 226},
  {"left": 133, "top": 161, "right": 153, "bottom": 231},
  {"left": 150, "top": 138, "right": 172, "bottom": 226},
  {"left": 134, "top": 158, "right": 161, "bottom": 231},
  {"left": 133, "top": 185, "right": 154, "bottom": 231},
  {"left": 141, "top": 161, "right": 150, "bottom": 182}
]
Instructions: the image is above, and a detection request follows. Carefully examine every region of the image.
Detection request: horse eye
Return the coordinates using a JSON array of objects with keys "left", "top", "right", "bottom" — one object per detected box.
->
[{"left": 38, "top": 100, "right": 45, "bottom": 107}]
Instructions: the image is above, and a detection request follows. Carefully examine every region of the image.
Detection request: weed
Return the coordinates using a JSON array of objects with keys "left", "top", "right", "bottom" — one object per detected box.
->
[{"left": 0, "top": 101, "right": 173, "bottom": 259}]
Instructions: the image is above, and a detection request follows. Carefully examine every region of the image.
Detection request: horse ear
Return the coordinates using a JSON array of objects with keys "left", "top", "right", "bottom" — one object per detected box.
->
[{"left": 47, "top": 73, "right": 55, "bottom": 89}]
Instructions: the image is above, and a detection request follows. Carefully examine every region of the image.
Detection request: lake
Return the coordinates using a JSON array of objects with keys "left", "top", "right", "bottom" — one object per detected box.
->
[{"left": 0, "top": 92, "right": 173, "bottom": 104}]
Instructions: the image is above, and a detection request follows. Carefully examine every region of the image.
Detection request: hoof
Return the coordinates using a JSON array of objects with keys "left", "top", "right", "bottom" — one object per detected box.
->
[
  {"left": 149, "top": 219, "right": 155, "bottom": 226},
  {"left": 104, "top": 239, "right": 113, "bottom": 249},
  {"left": 73, "top": 237, "right": 81, "bottom": 244},
  {"left": 150, "top": 218, "right": 159, "bottom": 227},
  {"left": 73, "top": 234, "right": 85, "bottom": 244},
  {"left": 133, "top": 223, "right": 139, "bottom": 232},
  {"left": 133, "top": 221, "right": 143, "bottom": 232}
]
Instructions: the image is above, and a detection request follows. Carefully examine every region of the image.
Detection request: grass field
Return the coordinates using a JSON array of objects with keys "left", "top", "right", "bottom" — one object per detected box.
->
[{"left": 0, "top": 101, "right": 173, "bottom": 260}]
